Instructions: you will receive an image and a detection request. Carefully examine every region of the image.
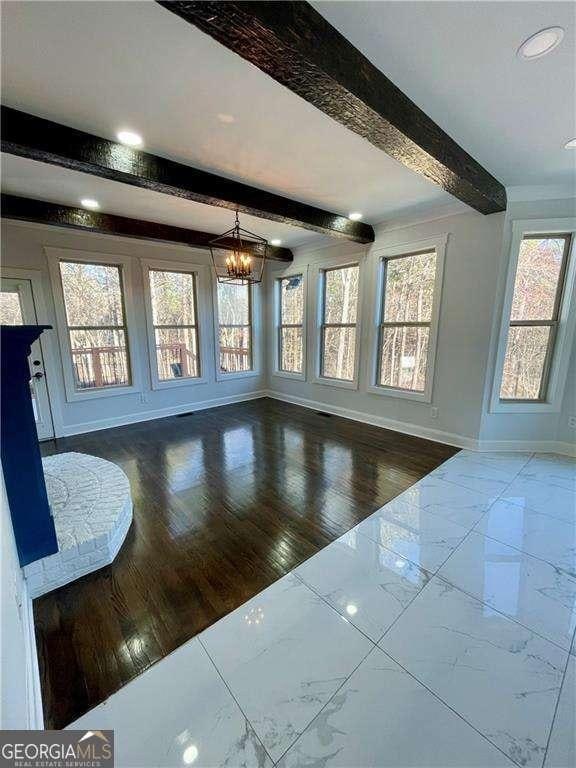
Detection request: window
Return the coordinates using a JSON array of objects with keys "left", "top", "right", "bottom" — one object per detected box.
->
[
  {"left": 277, "top": 275, "right": 304, "bottom": 375},
  {"left": 148, "top": 269, "right": 200, "bottom": 381},
  {"left": 377, "top": 250, "right": 436, "bottom": 393},
  {"left": 319, "top": 264, "right": 359, "bottom": 382},
  {"left": 500, "top": 234, "right": 572, "bottom": 401},
  {"left": 217, "top": 282, "right": 253, "bottom": 374},
  {"left": 58, "top": 260, "right": 131, "bottom": 390}
]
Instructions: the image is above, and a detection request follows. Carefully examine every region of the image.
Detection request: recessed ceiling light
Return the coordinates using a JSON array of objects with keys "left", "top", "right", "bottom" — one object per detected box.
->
[
  {"left": 517, "top": 27, "right": 564, "bottom": 59},
  {"left": 116, "top": 129, "right": 143, "bottom": 147},
  {"left": 565, "top": 138, "right": 576, "bottom": 149},
  {"left": 349, "top": 212, "right": 363, "bottom": 221},
  {"left": 182, "top": 745, "right": 198, "bottom": 765},
  {"left": 217, "top": 113, "right": 236, "bottom": 124},
  {"left": 80, "top": 198, "right": 100, "bottom": 210},
  {"left": 270, "top": 238, "right": 282, "bottom": 246}
]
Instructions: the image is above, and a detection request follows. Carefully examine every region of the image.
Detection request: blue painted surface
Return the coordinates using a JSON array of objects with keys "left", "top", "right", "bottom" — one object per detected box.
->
[{"left": 1, "top": 325, "right": 58, "bottom": 566}]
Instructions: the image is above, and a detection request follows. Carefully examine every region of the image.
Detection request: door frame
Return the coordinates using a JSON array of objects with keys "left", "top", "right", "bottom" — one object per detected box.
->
[{"left": 1, "top": 266, "right": 64, "bottom": 438}]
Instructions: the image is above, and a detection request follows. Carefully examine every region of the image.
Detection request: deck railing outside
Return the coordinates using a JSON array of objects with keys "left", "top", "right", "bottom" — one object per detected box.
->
[{"left": 72, "top": 343, "right": 250, "bottom": 387}]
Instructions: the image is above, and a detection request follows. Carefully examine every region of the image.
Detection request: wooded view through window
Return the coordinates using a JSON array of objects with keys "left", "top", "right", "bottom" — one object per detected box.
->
[
  {"left": 217, "top": 282, "right": 252, "bottom": 373},
  {"left": 278, "top": 275, "right": 304, "bottom": 374},
  {"left": 500, "top": 234, "right": 571, "bottom": 401},
  {"left": 59, "top": 260, "right": 131, "bottom": 389},
  {"left": 149, "top": 269, "right": 199, "bottom": 381},
  {"left": 320, "top": 265, "right": 359, "bottom": 381},
  {"left": 378, "top": 250, "right": 436, "bottom": 392}
]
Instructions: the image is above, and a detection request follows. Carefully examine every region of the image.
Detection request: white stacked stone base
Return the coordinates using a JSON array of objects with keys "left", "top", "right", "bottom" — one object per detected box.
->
[{"left": 23, "top": 452, "right": 133, "bottom": 598}]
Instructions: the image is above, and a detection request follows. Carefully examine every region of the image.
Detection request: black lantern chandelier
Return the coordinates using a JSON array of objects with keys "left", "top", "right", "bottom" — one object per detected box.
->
[{"left": 209, "top": 211, "right": 268, "bottom": 286}]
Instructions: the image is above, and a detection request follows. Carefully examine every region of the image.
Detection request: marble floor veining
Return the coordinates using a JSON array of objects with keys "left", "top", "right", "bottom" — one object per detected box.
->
[{"left": 70, "top": 451, "right": 576, "bottom": 768}]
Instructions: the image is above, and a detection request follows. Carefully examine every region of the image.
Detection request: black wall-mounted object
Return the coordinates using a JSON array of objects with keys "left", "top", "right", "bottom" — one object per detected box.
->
[
  {"left": 1, "top": 106, "right": 375, "bottom": 244},
  {"left": 158, "top": 1, "right": 507, "bottom": 215},
  {"left": 1, "top": 194, "right": 294, "bottom": 262},
  {"left": 1, "top": 325, "right": 58, "bottom": 566}
]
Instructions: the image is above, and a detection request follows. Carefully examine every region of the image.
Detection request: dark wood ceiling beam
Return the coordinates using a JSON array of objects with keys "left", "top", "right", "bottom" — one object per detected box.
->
[
  {"left": 158, "top": 1, "right": 507, "bottom": 215},
  {"left": 0, "top": 194, "right": 294, "bottom": 261},
  {"left": 0, "top": 106, "right": 374, "bottom": 244}
]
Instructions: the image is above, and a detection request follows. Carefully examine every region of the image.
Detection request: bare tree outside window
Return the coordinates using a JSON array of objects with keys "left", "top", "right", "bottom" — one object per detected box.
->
[
  {"left": 278, "top": 275, "right": 304, "bottom": 373},
  {"left": 59, "top": 261, "right": 131, "bottom": 389},
  {"left": 320, "top": 265, "right": 359, "bottom": 381},
  {"left": 378, "top": 250, "right": 436, "bottom": 392},
  {"left": 149, "top": 269, "right": 200, "bottom": 381},
  {"left": 217, "top": 282, "right": 252, "bottom": 373},
  {"left": 500, "top": 234, "right": 572, "bottom": 400}
]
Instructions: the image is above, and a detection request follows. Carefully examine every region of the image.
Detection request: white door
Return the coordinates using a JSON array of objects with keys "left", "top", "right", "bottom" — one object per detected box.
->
[{"left": 0, "top": 277, "right": 55, "bottom": 440}]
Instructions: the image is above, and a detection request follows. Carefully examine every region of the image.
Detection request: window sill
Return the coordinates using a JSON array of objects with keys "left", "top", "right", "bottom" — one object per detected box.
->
[
  {"left": 272, "top": 370, "right": 306, "bottom": 382},
  {"left": 366, "top": 383, "right": 431, "bottom": 403},
  {"left": 151, "top": 375, "right": 208, "bottom": 391},
  {"left": 312, "top": 375, "right": 358, "bottom": 391},
  {"left": 215, "top": 369, "right": 261, "bottom": 382},
  {"left": 489, "top": 399, "right": 561, "bottom": 414},
  {"left": 64, "top": 383, "right": 140, "bottom": 403}
]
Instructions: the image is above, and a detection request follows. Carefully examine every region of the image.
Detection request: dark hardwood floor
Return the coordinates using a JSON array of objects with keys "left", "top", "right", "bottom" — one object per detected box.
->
[{"left": 36, "top": 397, "right": 457, "bottom": 728}]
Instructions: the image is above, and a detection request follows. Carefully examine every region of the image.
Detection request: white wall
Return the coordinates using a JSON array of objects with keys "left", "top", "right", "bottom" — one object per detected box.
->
[
  {"left": 1, "top": 221, "right": 266, "bottom": 437},
  {"left": 0, "top": 470, "right": 41, "bottom": 729},
  {"left": 266, "top": 209, "right": 506, "bottom": 446},
  {"left": 479, "top": 198, "right": 576, "bottom": 449}
]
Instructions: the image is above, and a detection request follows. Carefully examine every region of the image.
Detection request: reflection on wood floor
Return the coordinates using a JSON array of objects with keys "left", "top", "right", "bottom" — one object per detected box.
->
[{"left": 37, "top": 397, "right": 457, "bottom": 728}]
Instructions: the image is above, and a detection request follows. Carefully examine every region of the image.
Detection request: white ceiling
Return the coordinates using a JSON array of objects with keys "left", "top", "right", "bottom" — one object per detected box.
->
[
  {"left": 1, "top": 154, "right": 314, "bottom": 247},
  {"left": 315, "top": 0, "right": 576, "bottom": 189},
  {"left": 1, "top": 1, "right": 574, "bottom": 243}
]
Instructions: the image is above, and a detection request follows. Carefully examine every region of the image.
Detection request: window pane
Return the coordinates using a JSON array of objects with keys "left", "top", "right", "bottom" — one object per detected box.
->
[
  {"left": 324, "top": 266, "right": 359, "bottom": 324},
  {"left": 0, "top": 292, "right": 23, "bottom": 324},
  {"left": 280, "top": 327, "right": 303, "bottom": 373},
  {"left": 321, "top": 326, "right": 356, "bottom": 380},
  {"left": 155, "top": 327, "right": 199, "bottom": 380},
  {"left": 500, "top": 325, "right": 551, "bottom": 400},
  {"left": 280, "top": 275, "right": 303, "bottom": 324},
  {"left": 69, "top": 328, "right": 130, "bottom": 388},
  {"left": 379, "top": 326, "right": 430, "bottom": 392},
  {"left": 383, "top": 251, "right": 436, "bottom": 323},
  {"left": 510, "top": 237, "right": 566, "bottom": 321},
  {"left": 149, "top": 270, "right": 196, "bottom": 326},
  {"left": 218, "top": 282, "right": 249, "bottom": 325},
  {"left": 219, "top": 326, "right": 251, "bottom": 372},
  {"left": 60, "top": 261, "right": 124, "bottom": 327}
]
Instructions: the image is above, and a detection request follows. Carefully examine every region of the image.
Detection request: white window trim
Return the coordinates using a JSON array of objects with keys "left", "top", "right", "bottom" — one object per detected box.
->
[
  {"left": 365, "top": 234, "right": 447, "bottom": 404},
  {"left": 46, "top": 247, "right": 142, "bottom": 402},
  {"left": 212, "top": 275, "right": 261, "bottom": 381},
  {"left": 490, "top": 218, "right": 576, "bottom": 414},
  {"left": 272, "top": 267, "right": 308, "bottom": 381},
  {"left": 141, "top": 258, "right": 212, "bottom": 391},
  {"left": 310, "top": 255, "right": 363, "bottom": 391}
]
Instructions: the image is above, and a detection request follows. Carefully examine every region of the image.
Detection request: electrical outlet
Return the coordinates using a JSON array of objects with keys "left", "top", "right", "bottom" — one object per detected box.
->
[
  {"left": 430, "top": 406, "right": 439, "bottom": 419},
  {"left": 569, "top": 415, "right": 576, "bottom": 429}
]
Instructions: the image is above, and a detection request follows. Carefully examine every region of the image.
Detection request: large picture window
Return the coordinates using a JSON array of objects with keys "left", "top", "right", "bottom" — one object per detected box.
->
[
  {"left": 148, "top": 269, "right": 200, "bottom": 381},
  {"left": 59, "top": 260, "right": 131, "bottom": 390},
  {"left": 500, "top": 234, "right": 572, "bottom": 401},
  {"left": 377, "top": 250, "right": 437, "bottom": 393},
  {"left": 319, "top": 264, "right": 359, "bottom": 382},
  {"left": 277, "top": 275, "right": 304, "bottom": 375},
  {"left": 217, "top": 282, "right": 253, "bottom": 374}
]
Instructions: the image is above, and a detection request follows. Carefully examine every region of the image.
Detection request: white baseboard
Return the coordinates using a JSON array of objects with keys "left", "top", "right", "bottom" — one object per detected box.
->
[
  {"left": 22, "top": 586, "right": 44, "bottom": 729},
  {"left": 476, "top": 439, "right": 576, "bottom": 457},
  {"left": 265, "top": 389, "right": 576, "bottom": 456},
  {"left": 57, "top": 390, "right": 268, "bottom": 437},
  {"left": 264, "top": 389, "right": 478, "bottom": 450}
]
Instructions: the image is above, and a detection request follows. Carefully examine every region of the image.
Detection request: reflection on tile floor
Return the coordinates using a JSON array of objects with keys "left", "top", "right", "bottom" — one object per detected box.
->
[{"left": 70, "top": 451, "right": 576, "bottom": 768}]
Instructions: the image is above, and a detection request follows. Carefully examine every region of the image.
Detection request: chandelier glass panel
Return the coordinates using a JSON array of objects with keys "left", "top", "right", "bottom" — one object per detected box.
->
[{"left": 209, "top": 211, "right": 268, "bottom": 286}]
